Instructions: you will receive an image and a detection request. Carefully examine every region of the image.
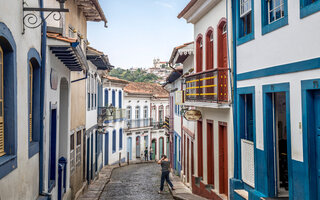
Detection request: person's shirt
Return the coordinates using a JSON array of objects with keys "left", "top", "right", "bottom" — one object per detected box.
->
[
  {"left": 161, "top": 160, "right": 170, "bottom": 172},
  {"left": 144, "top": 149, "right": 148, "bottom": 154}
]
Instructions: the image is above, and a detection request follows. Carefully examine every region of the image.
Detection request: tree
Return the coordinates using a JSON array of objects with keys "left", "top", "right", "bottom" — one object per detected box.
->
[{"left": 109, "top": 67, "right": 159, "bottom": 83}]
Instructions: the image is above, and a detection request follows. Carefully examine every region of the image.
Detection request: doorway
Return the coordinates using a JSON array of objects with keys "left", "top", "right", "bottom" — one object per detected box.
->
[
  {"left": 265, "top": 91, "right": 289, "bottom": 197},
  {"left": 197, "top": 120, "right": 203, "bottom": 178},
  {"left": 152, "top": 139, "right": 156, "bottom": 160},
  {"left": 127, "top": 137, "right": 132, "bottom": 160},
  {"left": 49, "top": 106, "right": 57, "bottom": 191},
  {"left": 219, "top": 122, "right": 228, "bottom": 196},
  {"left": 207, "top": 121, "right": 214, "bottom": 186},
  {"left": 159, "top": 137, "right": 164, "bottom": 157},
  {"left": 104, "top": 132, "right": 109, "bottom": 165},
  {"left": 136, "top": 136, "right": 141, "bottom": 158}
]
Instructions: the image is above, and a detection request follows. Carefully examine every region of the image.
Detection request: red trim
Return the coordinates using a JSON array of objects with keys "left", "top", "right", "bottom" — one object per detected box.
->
[
  {"left": 205, "top": 27, "right": 214, "bottom": 70},
  {"left": 218, "top": 122, "right": 228, "bottom": 196},
  {"left": 182, "top": 125, "right": 195, "bottom": 138},
  {"left": 197, "top": 120, "right": 203, "bottom": 178},
  {"left": 196, "top": 34, "right": 203, "bottom": 73},
  {"left": 207, "top": 120, "right": 214, "bottom": 186}
]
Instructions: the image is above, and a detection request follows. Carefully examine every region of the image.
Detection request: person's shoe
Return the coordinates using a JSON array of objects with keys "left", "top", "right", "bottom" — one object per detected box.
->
[
  {"left": 158, "top": 191, "right": 162, "bottom": 194},
  {"left": 171, "top": 187, "right": 175, "bottom": 190}
]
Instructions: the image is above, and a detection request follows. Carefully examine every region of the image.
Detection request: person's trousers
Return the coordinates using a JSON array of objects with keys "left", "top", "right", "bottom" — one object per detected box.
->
[
  {"left": 160, "top": 171, "right": 173, "bottom": 191},
  {"left": 145, "top": 154, "right": 148, "bottom": 161},
  {"left": 150, "top": 153, "right": 153, "bottom": 160}
]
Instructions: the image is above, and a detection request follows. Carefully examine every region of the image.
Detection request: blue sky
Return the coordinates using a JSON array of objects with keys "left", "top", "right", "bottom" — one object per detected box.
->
[{"left": 87, "top": 0, "right": 193, "bottom": 69}]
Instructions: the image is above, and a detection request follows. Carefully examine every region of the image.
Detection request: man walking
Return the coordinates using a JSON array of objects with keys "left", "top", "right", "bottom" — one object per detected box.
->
[
  {"left": 144, "top": 147, "right": 148, "bottom": 161},
  {"left": 157, "top": 155, "right": 174, "bottom": 194}
]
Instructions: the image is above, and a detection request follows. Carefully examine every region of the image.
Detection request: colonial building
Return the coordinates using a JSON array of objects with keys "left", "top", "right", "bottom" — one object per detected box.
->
[
  {"left": 124, "top": 82, "right": 169, "bottom": 161},
  {"left": 101, "top": 76, "right": 127, "bottom": 166},
  {"left": 178, "top": 0, "right": 234, "bottom": 199},
  {"left": 165, "top": 41, "right": 195, "bottom": 186},
  {"left": 230, "top": 0, "right": 320, "bottom": 200}
]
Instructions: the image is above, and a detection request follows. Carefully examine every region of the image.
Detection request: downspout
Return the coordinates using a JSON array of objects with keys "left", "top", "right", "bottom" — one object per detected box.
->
[
  {"left": 71, "top": 70, "right": 88, "bottom": 83},
  {"left": 39, "top": 0, "right": 46, "bottom": 194},
  {"left": 230, "top": 0, "right": 239, "bottom": 179}
]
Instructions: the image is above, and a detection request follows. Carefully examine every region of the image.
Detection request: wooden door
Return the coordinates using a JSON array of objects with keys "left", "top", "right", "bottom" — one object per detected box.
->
[
  {"left": 187, "top": 137, "right": 190, "bottom": 183},
  {"left": 219, "top": 123, "right": 228, "bottom": 196},
  {"left": 314, "top": 91, "right": 320, "bottom": 198},
  {"left": 197, "top": 120, "right": 203, "bottom": 177},
  {"left": 152, "top": 139, "right": 156, "bottom": 160},
  {"left": 191, "top": 141, "right": 194, "bottom": 176},
  {"left": 136, "top": 136, "right": 140, "bottom": 158},
  {"left": 207, "top": 121, "right": 214, "bottom": 185},
  {"left": 160, "top": 137, "right": 164, "bottom": 157}
]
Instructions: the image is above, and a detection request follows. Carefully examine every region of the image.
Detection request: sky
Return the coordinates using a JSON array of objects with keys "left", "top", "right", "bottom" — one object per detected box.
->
[{"left": 87, "top": 0, "right": 193, "bottom": 69}]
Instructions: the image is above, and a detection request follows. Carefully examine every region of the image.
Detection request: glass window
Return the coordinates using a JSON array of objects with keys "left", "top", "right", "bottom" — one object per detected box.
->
[
  {"left": 127, "top": 106, "right": 132, "bottom": 119},
  {"left": 143, "top": 106, "right": 148, "bottom": 119},
  {"left": 268, "top": 0, "right": 285, "bottom": 24},
  {"left": 240, "top": 0, "right": 252, "bottom": 17},
  {"left": 135, "top": 106, "right": 140, "bottom": 119},
  {"left": 29, "top": 61, "right": 33, "bottom": 142}
]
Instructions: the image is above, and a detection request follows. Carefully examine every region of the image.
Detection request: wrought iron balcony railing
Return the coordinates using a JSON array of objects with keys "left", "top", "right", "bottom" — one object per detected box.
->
[
  {"left": 152, "top": 121, "right": 165, "bottom": 130},
  {"left": 98, "top": 107, "right": 126, "bottom": 123},
  {"left": 125, "top": 118, "right": 153, "bottom": 129},
  {"left": 164, "top": 116, "right": 173, "bottom": 132},
  {"left": 185, "top": 68, "right": 228, "bottom": 102}
]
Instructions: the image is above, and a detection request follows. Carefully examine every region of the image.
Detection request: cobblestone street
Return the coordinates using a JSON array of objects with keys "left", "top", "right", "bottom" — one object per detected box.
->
[{"left": 99, "top": 163, "right": 174, "bottom": 200}]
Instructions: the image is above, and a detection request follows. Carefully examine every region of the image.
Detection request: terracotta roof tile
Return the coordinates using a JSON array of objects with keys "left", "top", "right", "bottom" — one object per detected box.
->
[
  {"left": 103, "top": 76, "right": 129, "bottom": 84},
  {"left": 47, "top": 32, "right": 77, "bottom": 43},
  {"left": 124, "top": 82, "right": 169, "bottom": 98}
]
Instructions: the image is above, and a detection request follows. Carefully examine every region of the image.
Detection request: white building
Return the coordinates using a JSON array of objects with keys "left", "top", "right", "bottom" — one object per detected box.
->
[
  {"left": 101, "top": 76, "right": 127, "bottom": 166},
  {"left": 165, "top": 41, "right": 196, "bottom": 187},
  {"left": 230, "top": 0, "right": 320, "bottom": 199},
  {"left": 178, "top": 0, "right": 234, "bottom": 199},
  {"left": 124, "top": 82, "right": 169, "bottom": 161}
]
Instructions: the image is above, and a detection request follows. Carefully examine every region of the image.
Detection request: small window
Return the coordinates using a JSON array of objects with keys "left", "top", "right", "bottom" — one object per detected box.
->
[
  {"left": 240, "top": 0, "right": 252, "bottom": 17},
  {"left": 268, "top": 0, "right": 285, "bottom": 24},
  {"left": 135, "top": 106, "right": 140, "bottom": 119},
  {"left": 143, "top": 106, "right": 148, "bottom": 119},
  {"left": 240, "top": 93, "right": 254, "bottom": 141},
  {"left": 127, "top": 106, "right": 132, "bottom": 119}
]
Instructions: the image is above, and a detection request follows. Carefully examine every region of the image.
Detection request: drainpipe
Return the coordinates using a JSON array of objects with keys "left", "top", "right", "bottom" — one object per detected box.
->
[
  {"left": 39, "top": 0, "right": 46, "bottom": 194},
  {"left": 71, "top": 70, "right": 88, "bottom": 83},
  {"left": 230, "top": 0, "right": 239, "bottom": 179}
]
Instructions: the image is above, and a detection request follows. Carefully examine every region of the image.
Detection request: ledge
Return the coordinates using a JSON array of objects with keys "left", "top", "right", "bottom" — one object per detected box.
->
[
  {"left": 0, "top": 155, "right": 17, "bottom": 179},
  {"left": 183, "top": 101, "right": 231, "bottom": 109}
]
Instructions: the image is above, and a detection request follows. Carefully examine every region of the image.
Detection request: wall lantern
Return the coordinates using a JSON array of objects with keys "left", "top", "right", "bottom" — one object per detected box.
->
[{"left": 22, "top": 0, "right": 69, "bottom": 34}]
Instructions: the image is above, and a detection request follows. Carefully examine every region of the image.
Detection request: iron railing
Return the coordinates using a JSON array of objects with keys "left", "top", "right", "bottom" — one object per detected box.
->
[
  {"left": 98, "top": 107, "right": 126, "bottom": 123},
  {"left": 185, "top": 68, "right": 228, "bottom": 102},
  {"left": 152, "top": 122, "right": 165, "bottom": 130},
  {"left": 125, "top": 118, "right": 153, "bottom": 129}
]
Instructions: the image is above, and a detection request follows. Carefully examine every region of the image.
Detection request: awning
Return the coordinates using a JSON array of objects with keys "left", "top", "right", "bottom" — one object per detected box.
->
[
  {"left": 50, "top": 42, "right": 88, "bottom": 71},
  {"left": 87, "top": 55, "right": 113, "bottom": 70}
]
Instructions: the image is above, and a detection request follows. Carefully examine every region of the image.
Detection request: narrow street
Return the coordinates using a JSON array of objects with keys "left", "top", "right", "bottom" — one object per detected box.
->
[{"left": 99, "top": 163, "right": 174, "bottom": 200}]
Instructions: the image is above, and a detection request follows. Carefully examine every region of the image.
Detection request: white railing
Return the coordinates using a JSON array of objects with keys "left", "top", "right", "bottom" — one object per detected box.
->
[{"left": 241, "top": 139, "right": 255, "bottom": 188}]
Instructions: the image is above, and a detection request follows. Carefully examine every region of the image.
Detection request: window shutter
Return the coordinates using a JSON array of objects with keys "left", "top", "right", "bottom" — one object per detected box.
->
[
  {"left": 29, "top": 61, "right": 33, "bottom": 142},
  {"left": 0, "top": 47, "right": 4, "bottom": 156}
]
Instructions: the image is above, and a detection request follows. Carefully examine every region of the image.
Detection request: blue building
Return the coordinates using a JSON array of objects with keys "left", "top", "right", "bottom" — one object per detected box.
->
[{"left": 230, "top": 0, "right": 320, "bottom": 199}]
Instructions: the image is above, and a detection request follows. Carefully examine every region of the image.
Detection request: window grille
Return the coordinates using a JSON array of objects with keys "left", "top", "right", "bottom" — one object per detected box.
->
[
  {"left": 268, "top": 0, "right": 284, "bottom": 24},
  {"left": 240, "top": 0, "right": 252, "bottom": 18},
  {"left": 0, "top": 46, "right": 4, "bottom": 157}
]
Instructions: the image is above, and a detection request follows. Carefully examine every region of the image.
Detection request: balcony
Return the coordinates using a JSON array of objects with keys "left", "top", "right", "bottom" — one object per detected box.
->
[
  {"left": 185, "top": 68, "right": 228, "bottom": 103},
  {"left": 98, "top": 107, "right": 126, "bottom": 123},
  {"left": 125, "top": 118, "right": 153, "bottom": 130},
  {"left": 164, "top": 116, "right": 173, "bottom": 132},
  {"left": 152, "top": 121, "right": 165, "bottom": 130}
]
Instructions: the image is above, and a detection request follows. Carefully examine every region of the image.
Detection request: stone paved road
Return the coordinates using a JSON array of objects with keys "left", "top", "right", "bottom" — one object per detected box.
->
[{"left": 99, "top": 163, "right": 174, "bottom": 200}]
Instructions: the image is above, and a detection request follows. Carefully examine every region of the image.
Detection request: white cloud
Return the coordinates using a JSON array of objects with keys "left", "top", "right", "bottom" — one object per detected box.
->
[{"left": 154, "top": 1, "right": 174, "bottom": 9}]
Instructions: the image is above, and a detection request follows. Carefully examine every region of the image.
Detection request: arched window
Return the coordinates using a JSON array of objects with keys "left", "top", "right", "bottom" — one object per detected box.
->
[
  {"left": 143, "top": 106, "right": 148, "bottom": 119},
  {"left": 135, "top": 106, "right": 140, "bottom": 119},
  {"left": 196, "top": 35, "right": 203, "bottom": 73},
  {"left": 126, "top": 106, "right": 132, "bottom": 120},
  {"left": 158, "top": 105, "right": 164, "bottom": 123},
  {"left": 152, "top": 105, "right": 156, "bottom": 122},
  {"left": 206, "top": 28, "right": 214, "bottom": 70}
]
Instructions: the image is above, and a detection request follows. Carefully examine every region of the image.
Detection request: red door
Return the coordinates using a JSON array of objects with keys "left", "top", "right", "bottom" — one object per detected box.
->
[
  {"left": 187, "top": 137, "right": 190, "bottom": 183},
  {"left": 183, "top": 134, "right": 186, "bottom": 174},
  {"left": 219, "top": 122, "right": 228, "bottom": 196},
  {"left": 197, "top": 120, "right": 203, "bottom": 178},
  {"left": 217, "top": 22, "right": 228, "bottom": 102},
  {"left": 207, "top": 121, "right": 214, "bottom": 185},
  {"left": 191, "top": 141, "right": 194, "bottom": 176}
]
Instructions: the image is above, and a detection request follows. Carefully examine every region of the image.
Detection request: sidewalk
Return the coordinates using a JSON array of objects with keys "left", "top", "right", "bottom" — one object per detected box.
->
[
  {"left": 77, "top": 160, "right": 154, "bottom": 200},
  {"left": 168, "top": 173, "right": 207, "bottom": 200}
]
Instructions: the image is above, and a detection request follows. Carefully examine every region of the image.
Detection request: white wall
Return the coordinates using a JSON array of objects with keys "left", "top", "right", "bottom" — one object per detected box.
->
[
  {"left": 0, "top": 1, "right": 42, "bottom": 199},
  {"left": 237, "top": 1, "right": 320, "bottom": 74}
]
